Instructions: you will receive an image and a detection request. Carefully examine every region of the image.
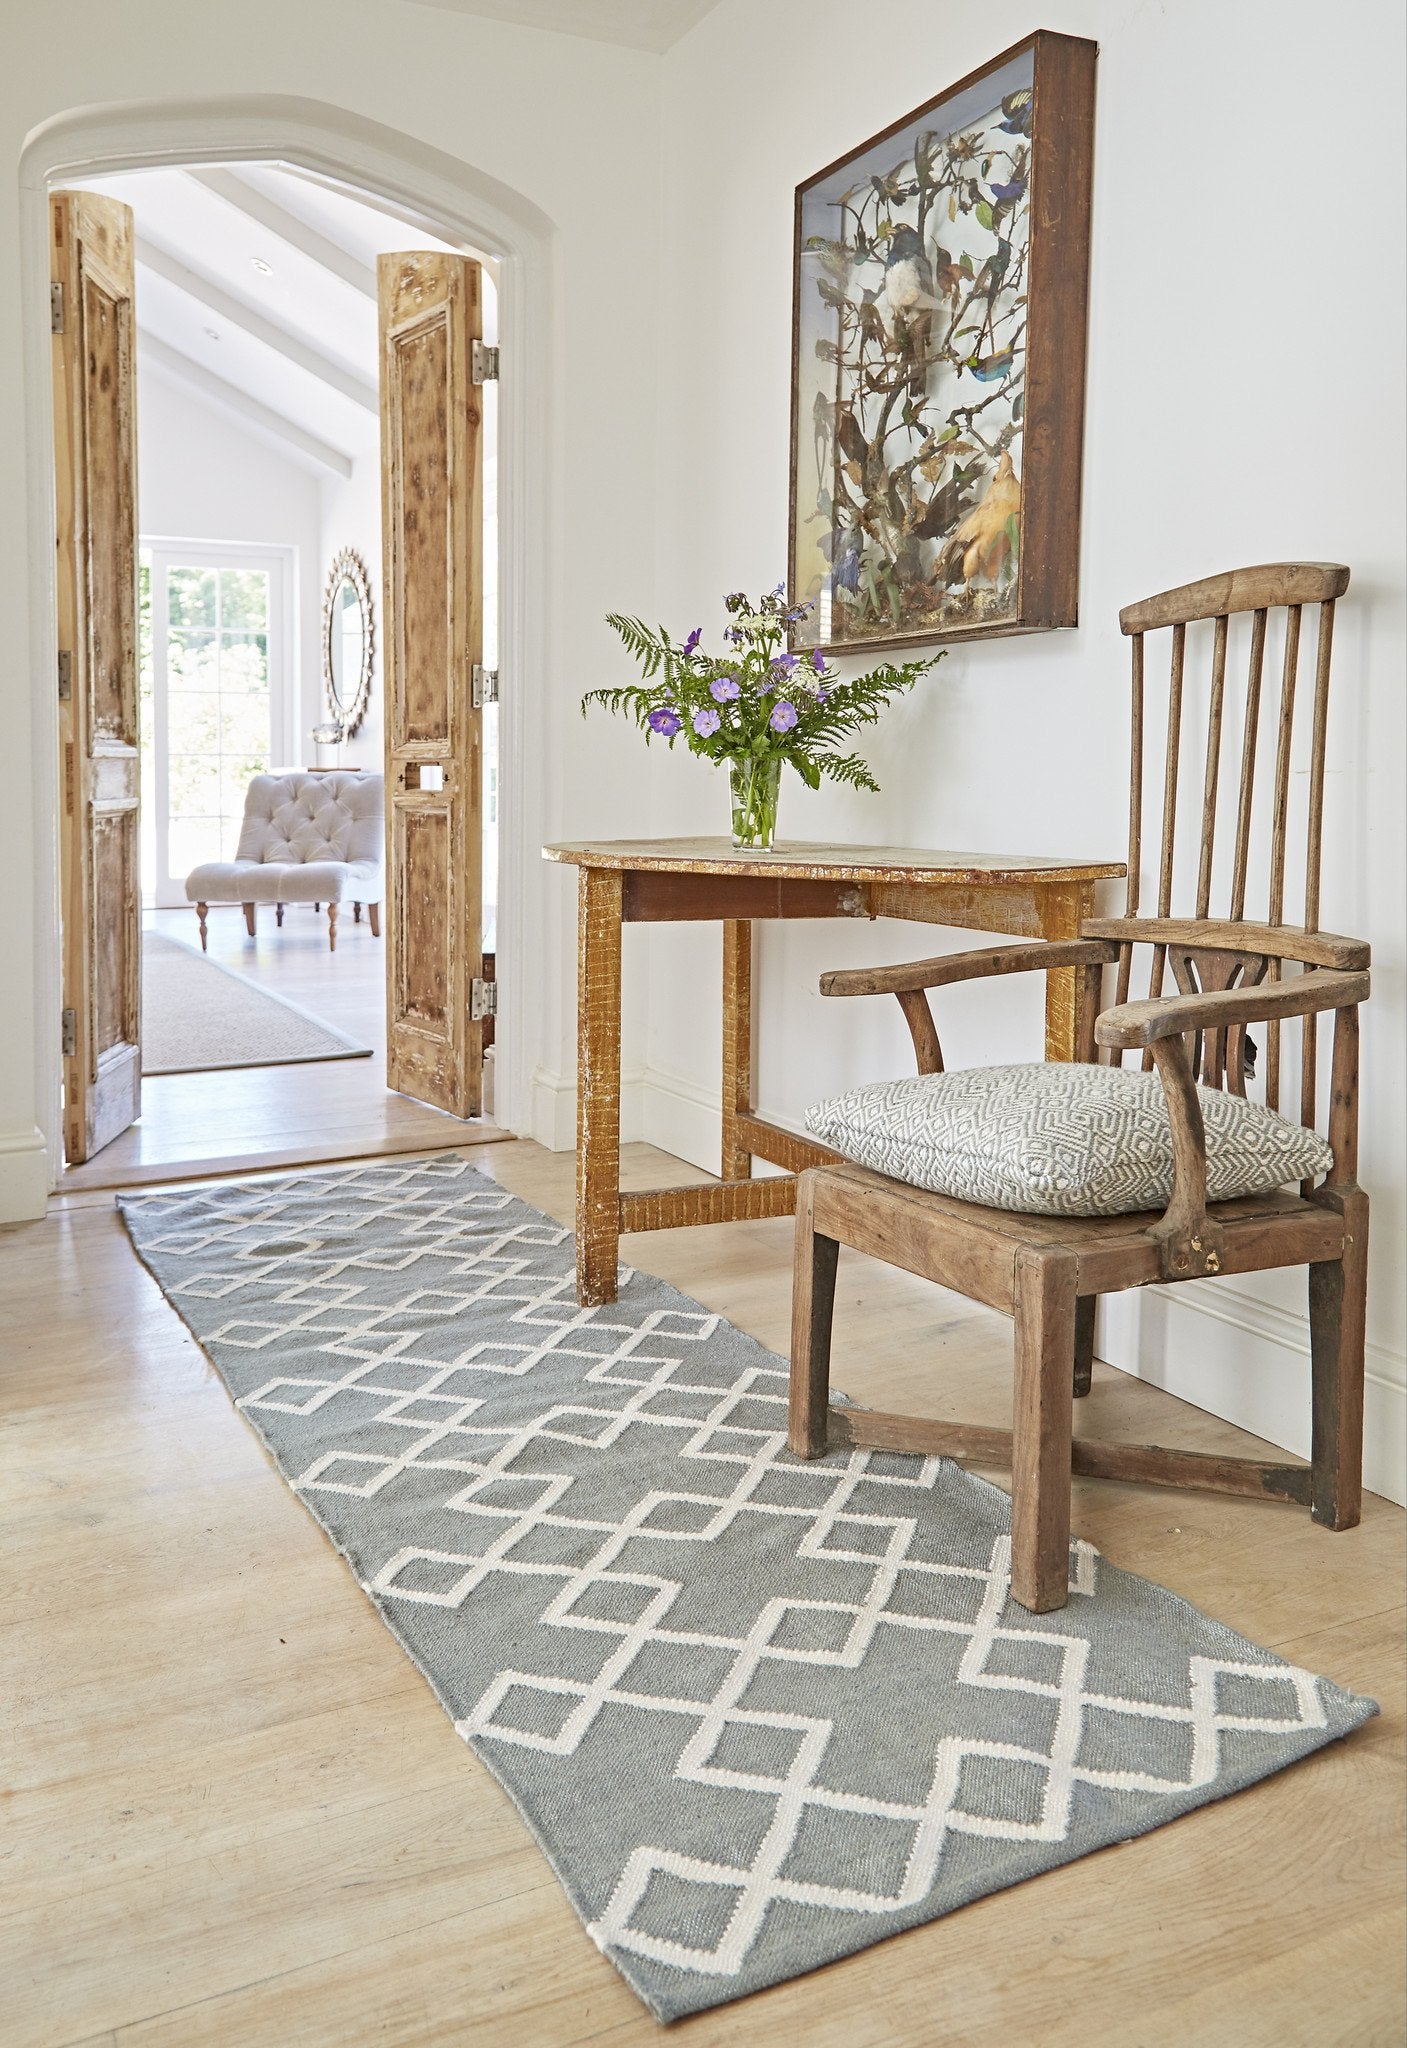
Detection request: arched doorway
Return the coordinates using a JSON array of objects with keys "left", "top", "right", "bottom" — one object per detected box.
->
[{"left": 20, "top": 95, "right": 557, "bottom": 1188}]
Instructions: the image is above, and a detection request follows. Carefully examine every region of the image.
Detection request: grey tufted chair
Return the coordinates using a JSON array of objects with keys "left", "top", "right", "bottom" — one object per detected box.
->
[{"left": 184, "top": 770, "right": 384, "bottom": 952}]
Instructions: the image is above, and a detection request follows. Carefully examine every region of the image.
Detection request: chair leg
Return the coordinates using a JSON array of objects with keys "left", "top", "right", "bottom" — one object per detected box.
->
[
  {"left": 196, "top": 903, "right": 208, "bottom": 951},
  {"left": 276, "top": 902, "right": 284, "bottom": 927},
  {"left": 327, "top": 903, "right": 338, "bottom": 953},
  {"left": 1309, "top": 1191, "right": 1369, "bottom": 1530},
  {"left": 1010, "top": 1248, "right": 1078, "bottom": 1614},
  {"left": 353, "top": 900, "right": 362, "bottom": 922},
  {"left": 242, "top": 902, "right": 256, "bottom": 937},
  {"left": 368, "top": 902, "right": 380, "bottom": 937},
  {"left": 789, "top": 1172, "right": 840, "bottom": 1458},
  {"left": 1073, "top": 1294, "right": 1096, "bottom": 1398}
]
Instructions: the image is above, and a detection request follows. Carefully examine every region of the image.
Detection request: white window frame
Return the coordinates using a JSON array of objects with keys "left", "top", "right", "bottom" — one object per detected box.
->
[{"left": 140, "top": 538, "right": 298, "bottom": 907}]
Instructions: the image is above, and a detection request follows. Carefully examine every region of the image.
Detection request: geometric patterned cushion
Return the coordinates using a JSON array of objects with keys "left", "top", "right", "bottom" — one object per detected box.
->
[{"left": 804, "top": 1061, "right": 1334, "bottom": 1217}]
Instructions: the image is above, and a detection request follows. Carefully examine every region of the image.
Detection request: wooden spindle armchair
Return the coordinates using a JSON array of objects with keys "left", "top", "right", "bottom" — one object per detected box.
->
[{"left": 789, "top": 563, "right": 1370, "bottom": 1613}]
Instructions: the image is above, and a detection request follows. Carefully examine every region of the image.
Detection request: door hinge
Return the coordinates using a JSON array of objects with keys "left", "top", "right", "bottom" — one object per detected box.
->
[
  {"left": 50, "top": 282, "right": 64, "bottom": 334},
  {"left": 61, "top": 1007, "right": 78, "bottom": 1058},
  {"left": 58, "top": 650, "right": 73, "bottom": 701},
  {"left": 471, "top": 663, "right": 499, "bottom": 708},
  {"left": 470, "top": 977, "right": 498, "bottom": 1021},
  {"left": 471, "top": 340, "right": 499, "bottom": 384}
]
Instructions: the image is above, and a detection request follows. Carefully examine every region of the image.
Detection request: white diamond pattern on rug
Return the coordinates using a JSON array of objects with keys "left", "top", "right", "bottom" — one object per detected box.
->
[{"left": 120, "top": 1157, "right": 1376, "bottom": 2022}]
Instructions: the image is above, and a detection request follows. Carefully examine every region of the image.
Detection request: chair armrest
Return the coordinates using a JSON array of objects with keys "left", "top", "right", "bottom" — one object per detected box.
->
[
  {"left": 1082, "top": 916, "right": 1369, "bottom": 971},
  {"left": 1096, "top": 971, "right": 1370, "bottom": 1051},
  {"left": 820, "top": 939, "right": 1118, "bottom": 999}
]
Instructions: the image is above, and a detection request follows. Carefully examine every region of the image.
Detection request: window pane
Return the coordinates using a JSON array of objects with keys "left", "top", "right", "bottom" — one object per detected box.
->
[
  {"left": 168, "top": 693, "right": 221, "bottom": 755},
  {"left": 168, "top": 754, "right": 222, "bottom": 822},
  {"left": 167, "top": 567, "right": 217, "bottom": 631},
  {"left": 220, "top": 693, "right": 270, "bottom": 755},
  {"left": 168, "top": 815, "right": 222, "bottom": 878},
  {"left": 169, "top": 631, "right": 219, "bottom": 691},
  {"left": 220, "top": 568, "right": 268, "bottom": 630},
  {"left": 220, "top": 633, "right": 269, "bottom": 694}
]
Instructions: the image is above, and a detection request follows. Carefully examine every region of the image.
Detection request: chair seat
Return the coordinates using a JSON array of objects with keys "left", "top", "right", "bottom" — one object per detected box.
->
[
  {"left": 806, "top": 1062, "right": 1332, "bottom": 1217},
  {"left": 185, "top": 858, "right": 381, "bottom": 905},
  {"left": 805, "top": 1158, "right": 1346, "bottom": 1311}
]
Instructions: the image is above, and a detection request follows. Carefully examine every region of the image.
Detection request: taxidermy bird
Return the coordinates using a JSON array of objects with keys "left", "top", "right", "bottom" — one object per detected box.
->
[
  {"left": 932, "top": 450, "right": 1021, "bottom": 589},
  {"left": 998, "top": 86, "right": 1033, "bottom": 136},
  {"left": 963, "top": 344, "right": 1018, "bottom": 384},
  {"left": 883, "top": 224, "right": 940, "bottom": 396}
]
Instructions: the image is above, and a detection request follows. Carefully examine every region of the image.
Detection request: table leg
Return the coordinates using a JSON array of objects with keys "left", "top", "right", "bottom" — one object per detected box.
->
[
  {"left": 1041, "top": 881, "right": 1097, "bottom": 1062},
  {"left": 722, "top": 918, "right": 753, "bottom": 1181},
  {"left": 577, "top": 866, "right": 623, "bottom": 1305}
]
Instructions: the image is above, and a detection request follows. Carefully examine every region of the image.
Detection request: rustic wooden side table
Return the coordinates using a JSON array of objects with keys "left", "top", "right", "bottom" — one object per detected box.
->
[{"left": 544, "top": 839, "right": 1124, "bottom": 1305}]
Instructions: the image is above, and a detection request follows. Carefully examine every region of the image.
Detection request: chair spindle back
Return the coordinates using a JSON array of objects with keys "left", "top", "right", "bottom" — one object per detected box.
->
[{"left": 1109, "top": 562, "right": 1350, "bottom": 1127}]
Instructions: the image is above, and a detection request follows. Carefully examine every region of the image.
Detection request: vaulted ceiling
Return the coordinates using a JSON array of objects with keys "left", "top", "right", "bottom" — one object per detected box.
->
[
  {"left": 401, "top": 0, "right": 722, "bottom": 52},
  {"left": 86, "top": 164, "right": 478, "bottom": 479}
]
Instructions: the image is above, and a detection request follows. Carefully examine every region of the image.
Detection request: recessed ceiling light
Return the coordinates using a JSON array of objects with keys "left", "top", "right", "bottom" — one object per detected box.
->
[{"left": 251, "top": 256, "right": 273, "bottom": 276}]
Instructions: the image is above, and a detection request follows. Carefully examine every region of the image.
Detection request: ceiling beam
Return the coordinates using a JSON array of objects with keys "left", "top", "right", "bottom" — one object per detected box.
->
[
  {"left": 182, "top": 168, "right": 378, "bottom": 303},
  {"left": 135, "top": 237, "right": 378, "bottom": 415},
  {"left": 137, "top": 334, "right": 354, "bottom": 480}
]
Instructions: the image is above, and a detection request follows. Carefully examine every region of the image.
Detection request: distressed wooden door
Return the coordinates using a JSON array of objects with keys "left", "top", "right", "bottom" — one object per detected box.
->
[
  {"left": 378, "top": 251, "right": 487, "bottom": 1118},
  {"left": 51, "top": 191, "right": 142, "bottom": 1164}
]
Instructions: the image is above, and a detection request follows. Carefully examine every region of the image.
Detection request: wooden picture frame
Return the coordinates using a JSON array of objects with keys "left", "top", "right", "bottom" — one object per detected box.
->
[{"left": 788, "top": 31, "right": 1097, "bottom": 655}]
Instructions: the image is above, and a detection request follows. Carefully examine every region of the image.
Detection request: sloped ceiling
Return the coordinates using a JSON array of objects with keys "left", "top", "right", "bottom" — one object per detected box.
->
[
  {"left": 401, "top": 0, "right": 722, "bottom": 53},
  {"left": 86, "top": 164, "right": 476, "bottom": 478}
]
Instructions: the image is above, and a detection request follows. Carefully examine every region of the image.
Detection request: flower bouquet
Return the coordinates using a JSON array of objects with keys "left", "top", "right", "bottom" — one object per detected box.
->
[{"left": 583, "top": 586, "right": 942, "bottom": 850}]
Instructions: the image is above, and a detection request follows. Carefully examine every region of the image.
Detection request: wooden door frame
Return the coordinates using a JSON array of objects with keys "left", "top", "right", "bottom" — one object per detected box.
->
[{"left": 19, "top": 97, "right": 553, "bottom": 1197}]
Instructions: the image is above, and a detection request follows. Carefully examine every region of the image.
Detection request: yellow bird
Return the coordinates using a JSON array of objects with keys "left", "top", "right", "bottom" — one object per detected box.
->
[{"left": 936, "top": 449, "right": 1022, "bottom": 589}]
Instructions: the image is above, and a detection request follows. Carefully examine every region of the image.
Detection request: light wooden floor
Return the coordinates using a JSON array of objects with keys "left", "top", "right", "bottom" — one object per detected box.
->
[
  {"left": 60, "top": 905, "right": 501, "bottom": 1192},
  {"left": 5, "top": 1139, "right": 1403, "bottom": 2047}
]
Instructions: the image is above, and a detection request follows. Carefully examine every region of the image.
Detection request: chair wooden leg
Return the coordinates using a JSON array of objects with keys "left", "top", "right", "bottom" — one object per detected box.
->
[
  {"left": 242, "top": 902, "right": 256, "bottom": 937},
  {"left": 368, "top": 902, "right": 380, "bottom": 937},
  {"left": 1309, "top": 1191, "right": 1369, "bottom": 1530},
  {"left": 327, "top": 903, "right": 338, "bottom": 953},
  {"left": 789, "top": 1173, "right": 840, "bottom": 1458},
  {"left": 276, "top": 902, "right": 284, "bottom": 927},
  {"left": 196, "top": 903, "right": 208, "bottom": 951},
  {"left": 1010, "top": 1247, "right": 1077, "bottom": 1614},
  {"left": 353, "top": 900, "right": 362, "bottom": 922},
  {"left": 1073, "top": 1294, "right": 1096, "bottom": 1398}
]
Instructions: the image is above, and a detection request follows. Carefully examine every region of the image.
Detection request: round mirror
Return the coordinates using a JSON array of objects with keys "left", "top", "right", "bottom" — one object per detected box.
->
[{"left": 322, "top": 547, "right": 375, "bottom": 735}]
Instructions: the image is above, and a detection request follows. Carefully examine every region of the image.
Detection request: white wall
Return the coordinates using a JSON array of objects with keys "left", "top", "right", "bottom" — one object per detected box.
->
[
  {"left": 138, "top": 370, "right": 324, "bottom": 761},
  {"left": 635, "top": 0, "right": 1406, "bottom": 1501}
]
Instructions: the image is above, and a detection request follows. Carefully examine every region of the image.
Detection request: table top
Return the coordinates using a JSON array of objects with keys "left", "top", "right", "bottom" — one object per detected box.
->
[{"left": 544, "top": 838, "right": 1125, "bottom": 887}]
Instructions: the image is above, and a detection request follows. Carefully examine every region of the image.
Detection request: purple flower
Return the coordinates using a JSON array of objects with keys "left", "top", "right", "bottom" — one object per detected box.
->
[
  {"left": 772, "top": 651, "right": 800, "bottom": 674},
  {"left": 648, "top": 707, "right": 681, "bottom": 737},
  {"left": 769, "top": 701, "right": 799, "bottom": 733},
  {"left": 683, "top": 627, "right": 702, "bottom": 656},
  {"left": 710, "top": 675, "right": 740, "bottom": 701},
  {"left": 811, "top": 647, "right": 826, "bottom": 675},
  {"left": 692, "top": 708, "right": 722, "bottom": 737}
]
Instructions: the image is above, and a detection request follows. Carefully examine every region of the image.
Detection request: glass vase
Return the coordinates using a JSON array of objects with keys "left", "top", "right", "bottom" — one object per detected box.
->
[{"left": 728, "top": 755, "right": 783, "bottom": 851}]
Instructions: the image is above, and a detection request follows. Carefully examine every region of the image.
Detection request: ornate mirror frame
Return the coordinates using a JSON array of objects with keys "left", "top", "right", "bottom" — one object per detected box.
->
[{"left": 322, "top": 546, "right": 375, "bottom": 736}]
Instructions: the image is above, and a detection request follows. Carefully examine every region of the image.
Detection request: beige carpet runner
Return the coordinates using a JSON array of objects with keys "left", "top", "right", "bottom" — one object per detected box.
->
[{"left": 140, "top": 930, "right": 372, "bottom": 1075}]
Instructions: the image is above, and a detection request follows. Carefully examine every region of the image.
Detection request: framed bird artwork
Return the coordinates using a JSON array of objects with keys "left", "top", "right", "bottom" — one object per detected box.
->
[{"left": 788, "top": 31, "right": 1097, "bottom": 654}]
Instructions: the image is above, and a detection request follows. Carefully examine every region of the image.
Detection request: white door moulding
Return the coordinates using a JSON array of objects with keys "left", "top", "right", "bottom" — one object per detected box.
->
[{"left": 21, "top": 93, "right": 557, "bottom": 1187}]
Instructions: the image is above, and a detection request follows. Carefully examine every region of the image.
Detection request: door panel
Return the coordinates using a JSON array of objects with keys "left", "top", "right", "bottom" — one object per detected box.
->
[
  {"left": 379, "top": 251, "right": 486, "bottom": 1117},
  {"left": 51, "top": 191, "right": 142, "bottom": 1164}
]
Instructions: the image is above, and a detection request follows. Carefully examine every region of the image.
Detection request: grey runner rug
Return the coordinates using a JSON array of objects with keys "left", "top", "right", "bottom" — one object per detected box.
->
[
  {"left": 141, "top": 930, "right": 371, "bottom": 1074},
  {"left": 118, "top": 1156, "right": 1376, "bottom": 2023}
]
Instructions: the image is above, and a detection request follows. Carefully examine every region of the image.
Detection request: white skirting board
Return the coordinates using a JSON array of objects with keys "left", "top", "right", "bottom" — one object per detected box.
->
[
  {"left": 0, "top": 1127, "right": 50, "bottom": 1222},
  {"left": 530, "top": 1068, "right": 1406, "bottom": 1510}
]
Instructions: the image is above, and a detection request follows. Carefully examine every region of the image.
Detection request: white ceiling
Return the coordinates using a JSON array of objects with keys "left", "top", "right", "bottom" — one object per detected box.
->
[
  {"left": 399, "top": 0, "right": 723, "bottom": 52},
  {"left": 85, "top": 164, "right": 482, "bottom": 479}
]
